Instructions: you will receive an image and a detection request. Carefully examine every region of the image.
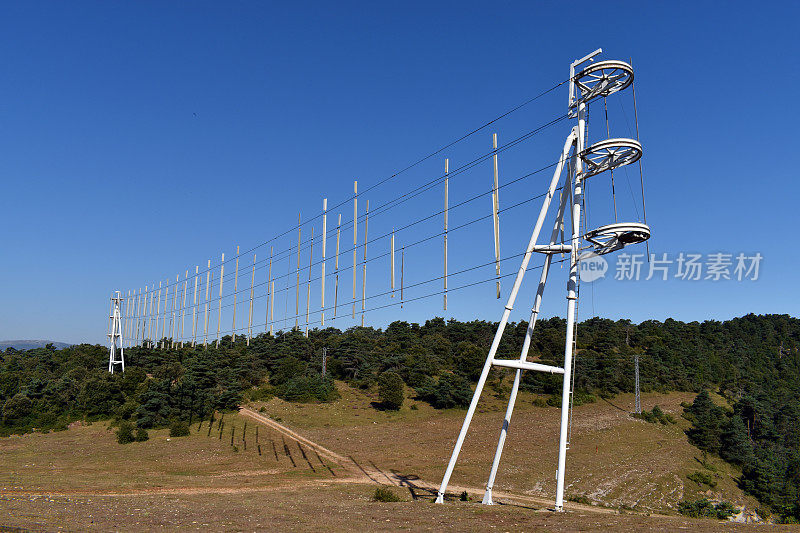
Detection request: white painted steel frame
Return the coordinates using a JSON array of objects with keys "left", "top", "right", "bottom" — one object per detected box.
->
[
  {"left": 436, "top": 50, "right": 641, "bottom": 512},
  {"left": 435, "top": 127, "right": 577, "bottom": 505},
  {"left": 108, "top": 291, "right": 125, "bottom": 373}
]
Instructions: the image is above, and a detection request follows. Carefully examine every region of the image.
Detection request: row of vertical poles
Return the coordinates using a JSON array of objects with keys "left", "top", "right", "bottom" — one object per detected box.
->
[{"left": 120, "top": 137, "right": 515, "bottom": 343}]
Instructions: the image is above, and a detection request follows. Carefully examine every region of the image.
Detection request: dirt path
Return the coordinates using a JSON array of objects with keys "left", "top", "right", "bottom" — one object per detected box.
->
[{"left": 237, "top": 407, "right": 617, "bottom": 515}]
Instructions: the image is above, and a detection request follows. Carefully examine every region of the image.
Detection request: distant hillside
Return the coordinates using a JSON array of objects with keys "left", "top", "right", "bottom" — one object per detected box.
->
[{"left": 0, "top": 340, "right": 72, "bottom": 351}]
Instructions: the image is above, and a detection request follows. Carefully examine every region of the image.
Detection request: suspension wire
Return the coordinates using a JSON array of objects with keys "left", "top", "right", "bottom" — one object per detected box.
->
[
  {"left": 144, "top": 185, "right": 563, "bottom": 322},
  {"left": 603, "top": 96, "right": 618, "bottom": 222},
  {"left": 128, "top": 113, "right": 571, "bottom": 297},
  {"left": 131, "top": 150, "right": 568, "bottom": 306},
  {"left": 630, "top": 57, "right": 650, "bottom": 260},
  {"left": 612, "top": 98, "right": 642, "bottom": 221},
  {"left": 141, "top": 255, "right": 569, "bottom": 343}
]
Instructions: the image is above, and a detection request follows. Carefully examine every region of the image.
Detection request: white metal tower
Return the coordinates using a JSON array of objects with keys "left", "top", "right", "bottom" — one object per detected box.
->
[
  {"left": 435, "top": 49, "right": 649, "bottom": 510},
  {"left": 108, "top": 291, "right": 125, "bottom": 373}
]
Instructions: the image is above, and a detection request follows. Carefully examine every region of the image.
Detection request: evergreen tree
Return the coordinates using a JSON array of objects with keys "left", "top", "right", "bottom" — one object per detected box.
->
[{"left": 378, "top": 371, "right": 404, "bottom": 410}]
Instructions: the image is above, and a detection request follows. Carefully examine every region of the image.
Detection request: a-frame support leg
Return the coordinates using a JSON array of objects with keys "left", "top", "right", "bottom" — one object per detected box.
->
[
  {"left": 435, "top": 130, "right": 576, "bottom": 503},
  {"left": 482, "top": 169, "right": 572, "bottom": 505}
]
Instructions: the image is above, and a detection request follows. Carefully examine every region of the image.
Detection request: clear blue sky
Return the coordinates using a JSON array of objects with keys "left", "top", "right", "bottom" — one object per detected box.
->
[{"left": 2, "top": 2, "right": 798, "bottom": 345}]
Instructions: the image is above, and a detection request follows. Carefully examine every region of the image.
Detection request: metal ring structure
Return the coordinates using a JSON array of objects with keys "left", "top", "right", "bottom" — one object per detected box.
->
[
  {"left": 580, "top": 138, "right": 642, "bottom": 178},
  {"left": 583, "top": 222, "right": 650, "bottom": 256},
  {"left": 574, "top": 60, "right": 633, "bottom": 104}
]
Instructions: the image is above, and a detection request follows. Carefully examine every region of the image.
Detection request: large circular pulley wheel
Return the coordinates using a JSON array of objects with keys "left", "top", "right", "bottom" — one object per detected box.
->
[
  {"left": 574, "top": 60, "right": 634, "bottom": 104},
  {"left": 584, "top": 222, "right": 650, "bottom": 255},
  {"left": 580, "top": 138, "right": 642, "bottom": 178}
]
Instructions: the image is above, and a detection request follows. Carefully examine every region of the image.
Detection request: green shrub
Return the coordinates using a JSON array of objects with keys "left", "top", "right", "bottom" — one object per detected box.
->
[
  {"left": 678, "top": 498, "right": 736, "bottom": 519},
  {"left": 169, "top": 420, "right": 190, "bottom": 437},
  {"left": 276, "top": 375, "right": 339, "bottom": 403},
  {"left": 687, "top": 470, "right": 717, "bottom": 488},
  {"left": 116, "top": 420, "right": 135, "bottom": 444},
  {"left": 573, "top": 390, "right": 597, "bottom": 407},
  {"left": 459, "top": 490, "right": 469, "bottom": 501},
  {"left": 2, "top": 393, "right": 32, "bottom": 424},
  {"left": 415, "top": 373, "right": 472, "bottom": 409},
  {"left": 532, "top": 397, "right": 549, "bottom": 408},
  {"left": 373, "top": 487, "right": 402, "bottom": 502},
  {"left": 378, "top": 371, "right": 404, "bottom": 410},
  {"left": 546, "top": 395, "right": 561, "bottom": 407},
  {"left": 634, "top": 405, "right": 677, "bottom": 425},
  {"left": 134, "top": 427, "right": 149, "bottom": 442}
]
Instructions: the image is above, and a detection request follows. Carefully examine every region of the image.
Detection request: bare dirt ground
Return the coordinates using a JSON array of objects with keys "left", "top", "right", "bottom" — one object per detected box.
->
[{"left": 0, "top": 386, "right": 792, "bottom": 531}]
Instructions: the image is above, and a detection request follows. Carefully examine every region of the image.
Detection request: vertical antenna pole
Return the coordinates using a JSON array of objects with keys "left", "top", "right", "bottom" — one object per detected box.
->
[
  {"left": 122, "top": 290, "right": 128, "bottom": 348},
  {"left": 266, "top": 247, "right": 273, "bottom": 334},
  {"left": 400, "top": 247, "right": 405, "bottom": 308},
  {"left": 361, "top": 199, "right": 369, "bottom": 326},
  {"left": 171, "top": 274, "right": 178, "bottom": 348},
  {"left": 130, "top": 291, "right": 136, "bottom": 346},
  {"left": 204, "top": 260, "right": 211, "bottom": 347},
  {"left": 248, "top": 254, "right": 255, "bottom": 345},
  {"left": 232, "top": 246, "right": 239, "bottom": 343},
  {"left": 352, "top": 181, "right": 358, "bottom": 319},
  {"left": 444, "top": 158, "right": 449, "bottom": 311},
  {"left": 156, "top": 281, "right": 169, "bottom": 350},
  {"left": 492, "top": 133, "right": 502, "bottom": 298},
  {"left": 321, "top": 199, "right": 327, "bottom": 326},
  {"left": 306, "top": 228, "right": 314, "bottom": 337},
  {"left": 143, "top": 287, "right": 148, "bottom": 347},
  {"left": 135, "top": 288, "right": 143, "bottom": 347},
  {"left": 391, "top": 229, "right": 395, "bottom": 297},
  {"left": 180, "top": 272, "right": 188, "bottom": 347},
  {"left": 192, "top": 266, "right": 199, "bottom": 347},
  {"left": 296, "top": 213, "right": 301, "bottom": 331},
  {"left": 148, "top": 284, "right": 155, "bottom": 347},
  {"left": 334, "top": 213, "right": 341, "bottom": 319},
  {"left": 216, "top": 253, "right": 224, "bottom": 348}
]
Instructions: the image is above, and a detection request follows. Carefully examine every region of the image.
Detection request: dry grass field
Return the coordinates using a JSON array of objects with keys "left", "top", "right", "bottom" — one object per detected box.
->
[{"left": 0, "top": 383, "right": 793, "bottom": 531}]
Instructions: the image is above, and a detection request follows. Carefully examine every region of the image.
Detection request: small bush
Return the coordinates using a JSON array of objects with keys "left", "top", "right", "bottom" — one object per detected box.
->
[
  {"left": 373, "top": 487, "right": 402, "bottom": 502},
  {"left": 678, "top": 498, "right": 736, "bottom": 519},
  {"left": 573, "top": 390, "right": 597, "bottom": 407},
  {"left": 568, "top": 494, "right": 592, "bottom": 505},
  {"left": 135, "top": 427, "right": 149, "bottom": 442},
  {"left": 546, "top": 395, "right": 561, "bottom": 407},
  {"left": 532, "top": 397, "right": 549, "bottom": 408},
  {"left": 276, "top": 375, "right": 339, "bottom": 403},
  {"left": 378, "top": 371, "right": 404, "bottom": 410},
  {"left": 169, "top": 420, "right": 190, "bottom": 437},
  {"left": 116, "top": 420, "right": 135, "bottom": 444},
  {"left": 459, "top": 490, "right": 469, "bottom": 501},
  {"left": 687, "top": 470, "right": 717, "bottom": 488},
  {"left": 634, "top": 405, "right": 677, "bottom": 425}
]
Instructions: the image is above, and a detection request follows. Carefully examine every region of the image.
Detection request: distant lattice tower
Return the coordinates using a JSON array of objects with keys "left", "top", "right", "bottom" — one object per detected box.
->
[{"left": 108, "top": 291, "right": 125, "bottom": 373}]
